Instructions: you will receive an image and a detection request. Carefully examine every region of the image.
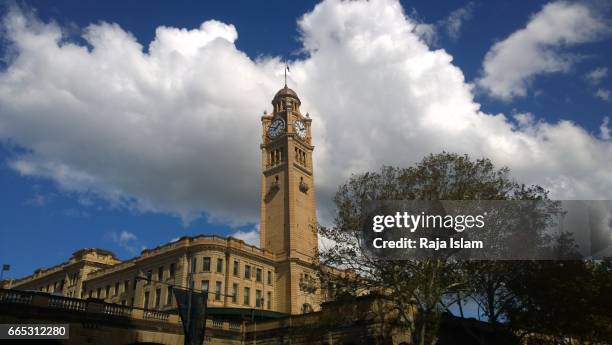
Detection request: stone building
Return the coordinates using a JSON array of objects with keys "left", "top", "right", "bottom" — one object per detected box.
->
[
  {"left": 4, "top": 84, "right": 322, "bottom": 318},
  {"left": 0, "top": 85, "right": 526, "bottom": 345}
]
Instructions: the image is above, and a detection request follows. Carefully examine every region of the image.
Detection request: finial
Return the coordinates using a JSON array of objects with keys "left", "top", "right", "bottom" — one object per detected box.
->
[{"left": 284, "top": 63, "right": 290, "bottom": 87}]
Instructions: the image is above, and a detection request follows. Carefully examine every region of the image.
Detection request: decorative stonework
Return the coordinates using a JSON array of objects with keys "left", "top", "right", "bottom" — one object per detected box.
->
[
  {"left": 299, "top": 275, "right": 317, "bottom": 294},
  {"left": 299, "top": 179, "right": 309, "bottom": 193}
]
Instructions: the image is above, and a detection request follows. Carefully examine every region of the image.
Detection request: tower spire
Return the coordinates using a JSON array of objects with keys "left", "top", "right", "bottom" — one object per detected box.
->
[{"left": 284, "top": 63, "right": 290, "bottom": 87}]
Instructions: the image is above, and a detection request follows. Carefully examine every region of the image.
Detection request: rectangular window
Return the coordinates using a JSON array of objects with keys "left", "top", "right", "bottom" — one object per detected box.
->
[
  {"left": 170, "top": 263, "right": 176, "bottom": 277},
  {"left": 232, "top": 284, "right": 238, "bottom": 303},
  {"left": 143, "top": 291, "right": 150, "bottom": 309},
  {"left": 233, "top": 260, "right": 239, "bottom": 276},
  {"left": 158, "top": 266, "right": 164, "bottom": 281},
  {"left": 256, "top": 268, "right": 262, "bottom": 282},
  {"left": 243, "top": 287, "right": 250, "bottom": 305},
  {"left": 216, "top": 258, "right": 223, "bottom": 273},
  {"left": 105, "top": 285, "right": 110, "bottom": 298},
  {"left": 267, "top": 292, "right": 272, "bottom": 309},
  {"left": 215, "top": 281, "right": 222, "bottom": 301},
  {"left": 191, "top": 258, "right": 197, "bottom": 273},
  {"left": 203, "top": 257, "right": 211, "bottom": 272},
  {"left": 155, "top": 288, "right": 161, "bottom": 309},
  {"left": 167, "top": 286, "right": 173, "bottom": 305},
  {"left": 256, "top": 289, "right": 262, "bottom": 308},
  {"left": 124, "top": 280, "right": 129, "bottom": 293},
  {"left": 267, "top": 271, "right": 272, "bottom": 285},
  {"left": 202, "top": 280, "right": 209, "bottom": 300},
  {"left": 146, "top": 270, "right": 152, "bottom": 284},
  {"left": 114, "top": 282, "right": 119, "bottom": 295},
  {"left": 96, "top": 288, "right": 101, "bottom": 298},
  {"left": 244, "top": 265, "right": 251, "bottom": 279}
]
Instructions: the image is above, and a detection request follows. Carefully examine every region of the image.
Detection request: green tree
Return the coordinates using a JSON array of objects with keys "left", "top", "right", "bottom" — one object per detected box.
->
[
  {"left": 318, "top": 152, "right": 548, "bottom": 345},
  {"left": 506, "top": 258, "right": 612, "bottom": 344}
]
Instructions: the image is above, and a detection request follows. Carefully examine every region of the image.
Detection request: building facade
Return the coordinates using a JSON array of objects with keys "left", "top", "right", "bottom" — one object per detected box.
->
[{"left": 3, "top": 85, "right": 322, "bottom": 317}]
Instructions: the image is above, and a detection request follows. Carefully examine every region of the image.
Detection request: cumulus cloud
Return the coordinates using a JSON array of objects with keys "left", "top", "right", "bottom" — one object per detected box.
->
[
  {"left": 442, "top": 2, "right": 475, "bottom": 40},
  {"left": 596, "top": 88, "right": 611, "bottom": 101},
  {"left": 586, "top": 67, "right": 608, "bottom": 84},
  {"left": 230, "top": 229, "right": 259, "bottom": 246},
  {"left": 0, "top": 0, "right": 611, "bottom": 232},
  {"left": 478, "top": 1, "right": 609, "bottom": 100},
  {"left": 602, "top": 117, "right": 611, "bottom": 140},
  {"left": 402, "top": 8, "right": 437, "bottom": 46},
  {"left": 110, "top": 230, "right": 139, "bottom": 254},
  {"left": 403, "top": 3, "right": 475, "bottom": 46}
]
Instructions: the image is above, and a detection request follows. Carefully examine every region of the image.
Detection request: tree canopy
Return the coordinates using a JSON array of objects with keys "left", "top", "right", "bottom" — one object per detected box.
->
[{"left": 318, "top": 152, "right": 611, "bottom": 345}]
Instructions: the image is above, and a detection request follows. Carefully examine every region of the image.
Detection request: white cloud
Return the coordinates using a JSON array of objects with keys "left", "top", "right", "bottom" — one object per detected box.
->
[
  {"left": 230, "top": 229, "right": 259, "bottom": 246},
  {"left": 596, "top": 88, "right": 611, "bottom": 101},
  {"left": 404, "top": 8, "right": 437, "bottom": 46},
  {"left": 412, "top": 22, "right": 436, "bottom": 45},
  {"left": 442, "top": 2, "right": 475, "bottom": 40},
  {"left": 110, "top": 230, "right": 139, "bottom": 254},
  {"left": 478, "top": 1, "right": 609, "bottom": 100},
  {"left": 601, "top": 117, "right": 611, "bottom": 140},
  {"left": 404, "top": 3, "right": 476, "bottom": 45},
  {"left": 0, "top": 0, "right": 611, "bottom": 233},
  {"left": 586, "top": 67, "right": 608, "bottom": 84}
]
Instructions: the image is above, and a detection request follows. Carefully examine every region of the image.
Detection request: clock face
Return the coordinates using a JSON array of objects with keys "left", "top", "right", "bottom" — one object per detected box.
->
[
  {"left": 293, "top": 120, "right": 307, "bottom": 139},
  {"left": 268, "top": 118, "right": 285, "bottom": 138}
]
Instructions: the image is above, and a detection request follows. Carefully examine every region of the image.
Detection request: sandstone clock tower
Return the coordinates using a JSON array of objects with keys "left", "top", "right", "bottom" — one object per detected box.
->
[{"left": 260, "top": 84, "right": 319, "bottom": 314}]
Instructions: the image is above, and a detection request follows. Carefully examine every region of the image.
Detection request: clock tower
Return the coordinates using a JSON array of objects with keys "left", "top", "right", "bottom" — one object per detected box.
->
[{"left": 260, "top": 84, "right": 320, "bottom": 314}]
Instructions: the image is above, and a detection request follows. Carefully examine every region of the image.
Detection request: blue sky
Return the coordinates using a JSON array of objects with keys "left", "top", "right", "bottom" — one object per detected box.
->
[{"left": 0, "top": 0, "right": 610, "bottom": 284}]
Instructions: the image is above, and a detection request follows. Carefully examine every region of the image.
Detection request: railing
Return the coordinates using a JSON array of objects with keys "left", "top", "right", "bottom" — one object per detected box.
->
[
  {"left": 0, "top": 289, "right": 33, "bottom": 305},
  {"left": 103, "top": 303, "right": 131, "bottom": 317},
  {"left": 212, "top": 319, "right": 223, "bottom": 328},
  {"left": 0, "top": 288, "right": 244, "bottom": 333},
  {"left": 49, "top": 295, "right": 87, "bottom": 312},
  {"left": 0, "top": 288, "right": 157, "bottom": 322},
  {"left": 143, "top": 310, "right": 170, "bottom": 321}
]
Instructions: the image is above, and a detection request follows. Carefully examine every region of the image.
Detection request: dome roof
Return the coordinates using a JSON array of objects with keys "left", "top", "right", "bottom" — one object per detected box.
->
[{"left": 273, "top": 85, "right": 300, "bottom": 103}]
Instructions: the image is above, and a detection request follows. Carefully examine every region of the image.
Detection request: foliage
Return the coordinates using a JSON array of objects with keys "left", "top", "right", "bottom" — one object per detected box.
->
[
  {"left": 507, "top": 259, "right": 612, "bottom": 344},
  {"left": 318, "top": 152, "right": 612, "bottom": 345},
  {"left": 318, "top": 152, "right": 546, "bottom": 345}
]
